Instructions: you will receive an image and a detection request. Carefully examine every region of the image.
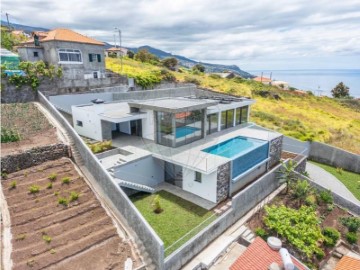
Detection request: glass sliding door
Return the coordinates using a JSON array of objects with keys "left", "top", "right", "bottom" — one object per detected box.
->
[
  {"left": 175, "top": 110, "right": 203, "bottom": 147},
  {"left": 221, "top": 109, "right": 235, "bottom": 130},
  {"left": 207, "top": 113, "right": 218, "bottom": 135},
  {"left": 241, "top": 106, "right": 248, "bottom": 123},
  {"left": 156, "top": 111, "right": 174, "bottom": 147}
]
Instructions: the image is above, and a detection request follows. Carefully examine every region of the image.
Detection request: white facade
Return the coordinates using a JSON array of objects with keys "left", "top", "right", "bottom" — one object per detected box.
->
[
  {"left": 72, "top": 105, "right": 103, "bottom": 141},
  {"left": 141, "top": 109, "right": 155, "bottom": 141},
  {"left": 182, "top": 168, "right": 217, "bottom": 203}
]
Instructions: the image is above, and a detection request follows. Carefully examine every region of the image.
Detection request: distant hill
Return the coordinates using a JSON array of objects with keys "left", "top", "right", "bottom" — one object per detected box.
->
[
  {"left": 1, "top": 20, "right": 49, "bottom": 33},
  {"left": 128, "top": 45, "right": 254, "bottom": 78}
]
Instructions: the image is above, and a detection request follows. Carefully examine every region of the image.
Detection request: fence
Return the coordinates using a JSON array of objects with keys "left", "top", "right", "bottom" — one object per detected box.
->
[{"left": 38, "top": 92, "right": 165, "bottom": 270}]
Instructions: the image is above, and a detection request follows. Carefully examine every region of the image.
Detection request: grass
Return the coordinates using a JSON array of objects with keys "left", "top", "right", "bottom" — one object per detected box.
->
[
  {"left": 106, "top": 57, "right": 360, "bottom": 154},
  {"left": 58, "top": 197, "right": 68, "bottom": 206},
  {"left": 48, "top": 173, "right": 57, "bottom": 181},
  {"left": 61, "top": 177, "right": 71, "bottom": 184},
  {"left": 130, "top": 190, "right": 216, "bottom": 256},
  {"left": 310, "top": 161, "right": 360, "bottom": 200},
  {"left": 28, "top": 185, "right": 40, "bottom": 194}
]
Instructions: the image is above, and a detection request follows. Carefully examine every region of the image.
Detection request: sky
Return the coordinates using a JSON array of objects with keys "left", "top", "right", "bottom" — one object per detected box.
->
[{"left": 2, "top": 0, "right": 360, "bottom": 70}]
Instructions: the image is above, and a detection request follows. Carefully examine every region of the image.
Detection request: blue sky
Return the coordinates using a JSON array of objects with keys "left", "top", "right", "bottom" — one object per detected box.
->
[{"left": 2, "top": 0, "right": 360, "bottom": 70}]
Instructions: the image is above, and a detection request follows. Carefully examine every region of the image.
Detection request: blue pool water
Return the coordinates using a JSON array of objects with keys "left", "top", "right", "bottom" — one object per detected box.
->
[
  {"left": 203, "top": 136, "right": 269, "bottom": 179},
  {"left": 202, "top": 136, "right": 267, "bottom": 158},
  {"left": 175, "top": 126, "right": 200, "bottom": 138}
]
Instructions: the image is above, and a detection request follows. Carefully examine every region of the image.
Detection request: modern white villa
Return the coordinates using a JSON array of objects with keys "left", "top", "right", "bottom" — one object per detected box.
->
[{"left": 50, "top": 86, "right": 283, "bottom": 206}]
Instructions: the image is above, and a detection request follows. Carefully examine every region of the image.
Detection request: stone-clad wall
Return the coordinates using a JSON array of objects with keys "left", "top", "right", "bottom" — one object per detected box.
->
[
  {"left": 268, "top": 135, "right": 283, "bottom": 169},
  {"left": 1, "top": 143, "right": 69, "bottom": 174},
  {"left": 217, "top": 162, "right": 231, "bottom": 203}
]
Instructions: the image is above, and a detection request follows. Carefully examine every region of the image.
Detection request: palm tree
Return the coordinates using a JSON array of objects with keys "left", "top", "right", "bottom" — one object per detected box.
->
[{"left": 276, "top": 160, "right": 298, "bottom": 194}]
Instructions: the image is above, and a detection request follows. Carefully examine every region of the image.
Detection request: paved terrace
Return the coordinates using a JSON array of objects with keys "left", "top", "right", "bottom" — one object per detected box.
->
[{"left": 111, "top": 123, "right": 281, "bottom": 174}]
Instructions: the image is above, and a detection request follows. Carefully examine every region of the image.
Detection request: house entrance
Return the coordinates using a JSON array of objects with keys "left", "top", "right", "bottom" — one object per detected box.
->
[{"left": 130, "top": 120, "right": 142, "bottom": 137}]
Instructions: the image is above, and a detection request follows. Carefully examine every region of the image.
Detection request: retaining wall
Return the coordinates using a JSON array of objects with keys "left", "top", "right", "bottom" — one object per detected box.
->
[
  {"left": 1, "top": 144, "right": 69, "bottom": 174},
  {"left": 38, "top": 92, "right": 165, "bottom": 270},
  {"left": 309, "top": 141, "right": 360, "bottom": 174}
]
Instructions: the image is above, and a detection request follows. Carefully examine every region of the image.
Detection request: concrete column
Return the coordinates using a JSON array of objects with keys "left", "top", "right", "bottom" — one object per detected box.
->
[
  {"left": 101, "top": 120, "right": 112, "bottom": 141},
  {"left": 217, "top": 111, "right": 221, "bottom": 131}
]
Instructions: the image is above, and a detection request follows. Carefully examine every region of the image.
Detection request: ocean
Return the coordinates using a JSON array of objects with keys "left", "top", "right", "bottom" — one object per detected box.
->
[{"left": 247, "top": 69, "right": 360, "bottom": 98}]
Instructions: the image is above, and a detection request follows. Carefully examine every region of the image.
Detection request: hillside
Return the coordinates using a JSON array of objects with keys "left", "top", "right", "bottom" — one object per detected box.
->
[
  {"left": 129, "top": 45, "right": 253, "bottom": 78},
  {"left": 106, "top": 57, "right": 360, "bottom": 154}
]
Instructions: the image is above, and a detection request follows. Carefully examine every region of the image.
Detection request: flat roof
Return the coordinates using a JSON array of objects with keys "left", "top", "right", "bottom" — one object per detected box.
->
[{"left": 128, "top": 97, "right": 219, "bottom": 113}]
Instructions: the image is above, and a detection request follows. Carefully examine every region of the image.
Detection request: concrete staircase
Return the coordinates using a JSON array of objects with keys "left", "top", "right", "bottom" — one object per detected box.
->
[
  {"left": 113, "top": 177, "right": 155, "bottom": 193},
  {"left": 214, "top": 201, "right": 232, "bottom": 216},
  {"left": 239, "top": 226, "right": 256, "bottom": 244}
]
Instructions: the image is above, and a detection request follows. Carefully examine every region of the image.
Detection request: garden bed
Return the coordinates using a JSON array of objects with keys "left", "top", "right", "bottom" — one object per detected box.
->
[
  {"left": 1, "top": 103, "right": 58, "bottom": 156},
  {"left": 1, "top": 158, "right": 140, "bottom": 270},
  {"left": 247, "top": 182, "right": 360, "bottom": 269},
  {"left": 130, "top": 190, "right": 217, "bottom": 256}
]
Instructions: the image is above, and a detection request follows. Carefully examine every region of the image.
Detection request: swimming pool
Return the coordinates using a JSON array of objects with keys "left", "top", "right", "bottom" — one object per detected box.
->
[
  {"left": 203, "top": 136, "right": 269, "bottom": 178},
  {"left": 175, "top": 126, "right": 200, "bottom": 138},
  {"left": 202, "top": 136, "right": 267, "bottom": 158}
]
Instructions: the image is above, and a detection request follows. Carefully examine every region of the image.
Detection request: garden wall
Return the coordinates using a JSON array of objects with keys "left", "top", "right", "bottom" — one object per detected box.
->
[
  {"left": 309, "top": 141, "right": 360, "bottom": 174},
  {"left": 1, "top": 143, "right": 69, "bottom": 174},
  {"left": 37, "top": 92, "right": 165, "bottom": 270}
]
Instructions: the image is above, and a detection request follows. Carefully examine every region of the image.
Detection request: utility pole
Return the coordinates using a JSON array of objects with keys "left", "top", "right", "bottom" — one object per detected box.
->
[
  {"left": 115, "top": 27, "right": 122, "bottom": 73},
  {"left": 113, "top": 34, "right": 117, "bottom": 48},
  {"left": 6, "top": 13, "right": 10, "bottom": 28}
]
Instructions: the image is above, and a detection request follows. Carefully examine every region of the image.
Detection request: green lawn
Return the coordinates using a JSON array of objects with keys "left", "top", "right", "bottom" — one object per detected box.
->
[
  {"left": 130, "top": 190, "right": 216, "bottom": 256},
  {"left": 310, "top": 161, "right": 360, "bottom": 200}
]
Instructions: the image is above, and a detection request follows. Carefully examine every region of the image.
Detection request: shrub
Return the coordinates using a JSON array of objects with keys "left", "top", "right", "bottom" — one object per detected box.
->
[
  {"left": 48, "top": 173, "right": 57, "bottom": 181},
  {"left": 305, "top": 195, "right": 317, "bottom": 206},
  {"left": 292, "top": 179, "right": 312, "bottom": 205},
  {"left": 340, "top": 216, "right": 360, "bottom": 232},
  {"left": 152, "top": 195, "right": 163, "bottom": 214},
  {"left": 1, "top": 128, "right": 20, "bottom": 143},
  {"left": 336, "top": 167, "right": 343, "bottom": 175},
  {"left": 318, "top": 190, "right": 333, "bottom": 204},
  {"left": 264, "top": 205, "right": 324, "bottom": 259},
  {"left": 255, "top": 227, "right": 268, "bottom": 240},
  {"left": 160, "top": 69, "right": 176, "bottom": 82},
  {"left": 9, "top": 180, "right": 17, "bottom": 189},
  {"left": 88, "top": 140, "right": 113, "bottom": 154},
  {"left": 161, "top": 57, "right": 178, "bottom": 70},
  {"left": 209, "top": 74, "right": 221, "bottom": 79},
  {"left": 184, "top": 76, "right": 200, "bottom": 85},
  {"left": 69, "top": 191, "right": 80, "bottom": 202},
  {"left": 47, "top": 182, "right": 53, "bottom": 189},
  {"left": 346, "top": 232, "right": 358, "bottom": 244},
  {"left": 42, "top": 234, "right": 52, "bottom": 244},
  {"left": 16, "top": 234, "right": 26, "bottom": 241},
  {"left": 315, "top": 249, "right": 325, "bottom": 260},
  {"left": 29, "top": 185, "right": 40, "bottom": 194},
  {"left": 58, "top": 197, "right": 68, "bottom": 206},
  {"left": 61, "top": 177, "right": 71, "bottom": 184},
  {"left": 54, "top": 191, "right": 59, "bottom": 196},
  {"left": 323, "top": 227, "right": 340, "bottom": 247},
  {"left": 192, "top": 64, "right": 205, "bottom": 73},
  {"left": 327, "top": 204, "right": 334, "bottom": 212},
  {"left": 1, "top": 172, "right": 8, "bottom": 179}
]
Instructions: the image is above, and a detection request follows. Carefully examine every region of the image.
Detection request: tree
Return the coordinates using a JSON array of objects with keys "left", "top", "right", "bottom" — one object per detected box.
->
[
  {"left": 127, "top": 50, "right": 135, "bottom": 59},
  {"left": 134, "top": 49, "right": 159, "bottom": 64},
  {"left": 276, "top": 160, "right": 298, "bottom": 194},
  {"left": 1, "top": 28, "right": 27, "bottom": 51},
  {"left": 331, "top": 82, "right": 350, "bottom": 98},
  {"left": 161, "top": 57, "right": 178, "bottom": 70},
  {"left": 192, "top": 64, "right": 205, "bottom": 73}
]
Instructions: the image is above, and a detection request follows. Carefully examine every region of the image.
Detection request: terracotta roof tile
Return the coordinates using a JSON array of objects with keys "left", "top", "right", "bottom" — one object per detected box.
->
[
  {"left": 335, "top": 255, "right": 360, "bottom": 270},
  {"left": 253, "top": 76, "right": 272, "bottom": 82},
  {"left": 230, "top": 237, "right": 306, "bottom": 270},
  {"left": 40, "top": 29, "right": 104, "bottom": 45}
]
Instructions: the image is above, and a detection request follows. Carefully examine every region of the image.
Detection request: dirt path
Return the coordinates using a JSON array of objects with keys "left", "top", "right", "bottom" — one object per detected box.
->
[{"left": 1, "top": 158, "right": 141, "bottom": 270}]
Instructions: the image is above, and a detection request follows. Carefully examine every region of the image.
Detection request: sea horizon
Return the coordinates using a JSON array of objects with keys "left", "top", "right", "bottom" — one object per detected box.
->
[{"left": 247, "top": 69, "right": 360, "bottom": 98}]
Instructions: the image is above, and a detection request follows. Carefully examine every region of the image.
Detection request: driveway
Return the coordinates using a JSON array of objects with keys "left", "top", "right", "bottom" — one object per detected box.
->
[{"left": 306, "top": 162, "right": 360, "bottom": 205}]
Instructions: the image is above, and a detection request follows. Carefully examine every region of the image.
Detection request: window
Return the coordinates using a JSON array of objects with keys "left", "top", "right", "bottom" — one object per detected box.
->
[
  {"left": 221, "top": 109, "right": 235, "bottom": 130},
  {"left": 89, "top": 53, "right": 101, "bottom": 62},
  {"left": 76, "top": 120, "right": 83, "bottom": 127},
  {"left": 58, "top": 49, "right": 82, "bottom": 63},
  {"left": 195, "top": 171, "right": 202, "bottom": 183},
  {"left": 33, "top": 51, "right": 39, "bottom": 57}
]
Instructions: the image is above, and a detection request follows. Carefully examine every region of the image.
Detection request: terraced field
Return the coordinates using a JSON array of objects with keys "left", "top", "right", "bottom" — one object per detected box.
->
[{"left": 2, "top": 158, "right": 138, "bottom": 270}]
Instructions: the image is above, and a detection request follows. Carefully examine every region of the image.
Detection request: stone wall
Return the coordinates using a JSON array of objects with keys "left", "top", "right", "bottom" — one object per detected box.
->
[
  {"left": 216, "top": 162, "right": 231, "bottom": 203},
  {"left": 268, "top": 135, "right": 283, "bottom": 169},
  {"left": 1, "top": 144, "right": 69, "bottom": 174}
]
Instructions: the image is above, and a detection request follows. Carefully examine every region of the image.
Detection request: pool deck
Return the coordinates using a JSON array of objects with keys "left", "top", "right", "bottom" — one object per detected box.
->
[{"left": 112, "top": 123, "right": 281, "bottom": 174}]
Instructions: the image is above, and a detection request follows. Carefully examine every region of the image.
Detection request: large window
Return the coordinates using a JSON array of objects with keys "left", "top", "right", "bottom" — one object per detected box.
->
[
  {"left": 235, "top": 106, "right": 249, "bottom": 125},
  {"left": 58, "top": 49, "right": 82, "bottom": 63},
  {"left": 156, "top": 111, "right": 173, "bottom": 147},
  {"left": 221, "top": 109, "right": 235, "bottom": 130},
  {"left": 207, "top": 113, "right": 218, "bottom": 134}
]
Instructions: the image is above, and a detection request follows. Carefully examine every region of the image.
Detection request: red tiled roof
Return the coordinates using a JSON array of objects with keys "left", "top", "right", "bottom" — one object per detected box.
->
[
  {"left": 230, "top": 237, "right": 306, "bottom": 270},
  {"left": 253, "top": 76, "right": 272, "bottom": 82},
  {"left": 106, "top": 47, "right": 127, "bottom": 52},
  {"left": 41, "top": 29, "right": 104, "bottom": 45},
  {"left": 335, "top": 255, "right": 360, "bottom": 270}
]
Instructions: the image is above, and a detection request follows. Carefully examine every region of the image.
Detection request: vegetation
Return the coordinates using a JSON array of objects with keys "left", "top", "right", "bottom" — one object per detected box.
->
[
  {"left": 29, "top": 185, "right": 40, "bottom": 194},
  {"left": 87, "top": 140, "right": 113, "bottom": 154},
  {"left": 161, "top": 57, "right": 178, "bottom": 70},
  {"left": 134, "top": 49, "right": 159, "bottom": 64},
  {"left": 255, "top": 227, "right": 268, "bottom": 240},
  {"left": 192, "top": 64, "right": 205, "bottom": 73},
  {"left": 9, "top": 180, "right": 17, "bottom": 189},
  {"left": 318, "top": 189, "right": 334, "bottom": 205},
  {"left": 4, "top": 61, "right": 63, "bottom": 91},
  {"left": 340, "top": 216, "right": 360, "bottom": 232},
  {"left": 322, "top": 227, "right": 340, "bottom": 247},
  {"left": 131, "top": 191, "right": 216, "bottom": 256},
  {"left": 61, "top": 177, "right": 71, "bottom": 184},
  {"left": 277, "top": 160, "right": 298, "bottom": 194},
  {"left": 310, "top": 161, "right": 360, "bottom": 200},
  {"left": 264, "top": 204, "right": 324, "bottom": 259},
  {"left": 292, "top": 179, "right": 312, "bottom": 206},
  {"left": 69, "top": 191, "right": 80, "bottom": 202},
  {"left": 1, "top": 103, "right": 53, "bottom": 143},
  {"left": 48, "top": 173, "right": 57, "bottom": 181},
  {"left": 106, "top": 57, "right": 360, "bottom": 154},
  {"left": 345, "top": 232, "right": 358, "bottom": 244},
  {"left": 58, "top": 197, "right": 68, "bottom": 206},
  {"left": 1, "top": 27, "right": 27, "bottom": 51},
  {"left": 331, "top": 82, "right": 350, "bottom": 98},
  {"left": 46, "top": 182, "right": 53, "bottom": 189},
  {"left": 42, "top": 234, "right": 52, "bottom": 244},
  {"left": 152, "top": 194, "right": 163, "bottom": 214}
]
